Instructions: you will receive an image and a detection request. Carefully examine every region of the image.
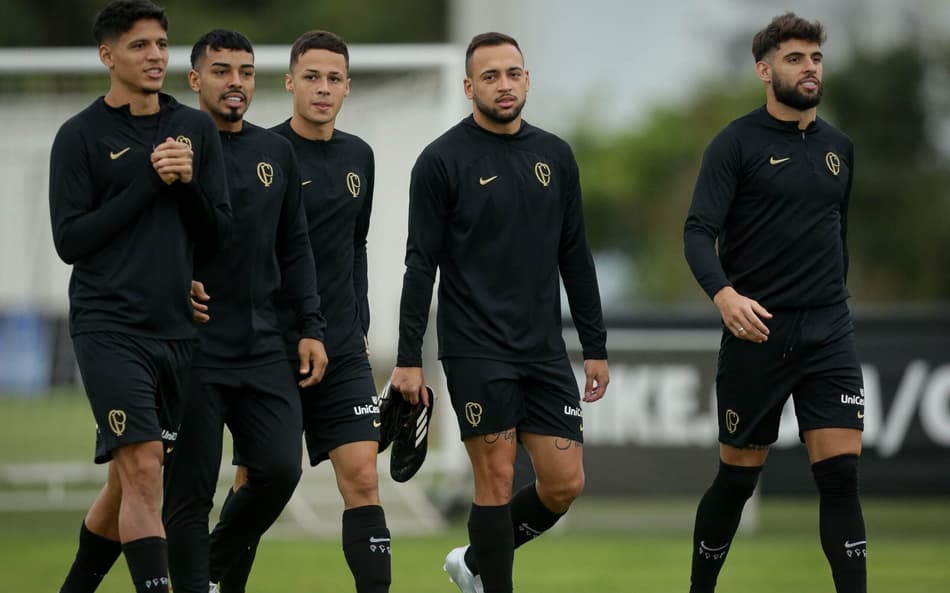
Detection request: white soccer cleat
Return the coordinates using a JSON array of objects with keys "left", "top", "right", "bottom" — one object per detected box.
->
[
  {"left": 443, "top": 545, "right": 484, "bottom": 593},
  {"left": 209, "top": 582, "right": 219, "bottom": 593}
]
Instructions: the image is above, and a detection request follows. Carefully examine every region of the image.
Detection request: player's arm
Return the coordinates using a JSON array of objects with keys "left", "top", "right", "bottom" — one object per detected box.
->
[
  {"left": 169, "top": 114, "right": 232, "bottom": 251},
  {"left": 275, "top": 147, "right": 327, "bottom": 387},
  {"left": 393, "top": 149, "right": 448, "bottom": 406},
  {"left": 684, "top": 131, "right": 770, "bottom": 341},
  {"left": 353, "top": 148, "right": 374, "bottom": 339},
  {"left": 49, "top": 124, "right": 163, "bottom": 264},
  {"left": 557, "top": 148, "right": 609, "bottom": 402},
  {"left": 840, "top": 143, "right": 854, "bottom": 284}
]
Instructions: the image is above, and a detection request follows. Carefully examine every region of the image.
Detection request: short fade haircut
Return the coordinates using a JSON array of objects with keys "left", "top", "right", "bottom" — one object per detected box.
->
[
  {"left": 465, "top": 32, "right": 523, "bottom": 77},
  {"left": 289, "top": 30, "right": 349, "bottom": 72},
  {"left": 752, "top": 12, "right": 826, "bottom": 62},
  {"left": 190, "top": 29, "right": 254, "bottom": 69},
  {"left": 93, "top": 0, "right": 167, "bottom": 45}
]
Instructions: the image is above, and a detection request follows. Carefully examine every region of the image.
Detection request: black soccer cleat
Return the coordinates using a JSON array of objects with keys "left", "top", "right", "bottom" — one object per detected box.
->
[{"left": 377, "top": 380, "right": 434, "bottom": 482}]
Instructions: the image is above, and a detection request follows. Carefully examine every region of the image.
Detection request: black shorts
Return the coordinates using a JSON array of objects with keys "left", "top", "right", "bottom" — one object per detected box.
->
[
  {"left": 299, "top": 351, "right": 380, "bottom": 466},
  {"left": 72, "top": 331, "right": 194, "bottom": 464},
  {"left": 441, "top": 356, "right": 584, "bottom": 442},
  {"left": 716, "top": 301, "right": 864, "bottom": 447}
]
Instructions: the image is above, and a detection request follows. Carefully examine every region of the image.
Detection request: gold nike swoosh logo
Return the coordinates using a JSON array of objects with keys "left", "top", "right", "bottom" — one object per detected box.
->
[
  {"left": 373, "top": 419, "right": 381, "bottom": 428},
  {"left": 301, "top": 180, "right": 312, "bottom": 186},
  {"left": 110, "top": 147, "right": 131, "bottom": 160},
  {"left": 769, "top": 156, "right": 791, "bottom": 165},
  {"left": 479, "top": 175, "right": 498, "bottom": 186},
  {"left": 857, "top": 411, "right": 864, "bottom": 419}
]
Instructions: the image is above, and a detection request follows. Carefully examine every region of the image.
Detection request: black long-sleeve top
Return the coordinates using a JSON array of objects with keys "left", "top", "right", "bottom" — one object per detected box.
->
[
  {"left": 272, "top": 121, "right": 373, "bottom": 359},
  {"left": 192, "top": 122, "right": 324, "bottom": 368},
  {"left": 397, "top": 115, "right": 608, "bottom": 367},
  {"left": 49, "top": 94, "right": 230, "bottom": 340},
  {"left": 684, "top": 106, "right": 854, "bottom": 310}
]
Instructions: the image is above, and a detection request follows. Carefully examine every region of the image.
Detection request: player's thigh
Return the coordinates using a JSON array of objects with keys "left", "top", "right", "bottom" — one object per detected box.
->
[
  {"left": 72, "top": 332, "right": 167, "bottom": 464},
  {"left": 519, "top": 356, "right": 584, "bottom": 444},
  {"left": 794, "top": 330, "right": 865, "bottom": 446},
  {"left": 442, "top": 357, "right": 523, "bottom": 440},
  {"left": 520, "top": 432, "right": 583, "bottom": 489},
  {"left": 227, "top": 362, "right": 303, "bottom": 473},
  {"left": 716, "top": 320, "right": 800, "bottom": 449},
  {"left": 302, "top": 352, "right": 380, "bottom": 467}
]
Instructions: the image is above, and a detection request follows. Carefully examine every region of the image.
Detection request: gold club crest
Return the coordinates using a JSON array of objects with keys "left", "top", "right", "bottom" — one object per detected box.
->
[
  {"left": 257, "top": 162, "right": 274, "bottom": 187},
  {"left": 108, "top": 409, "right": 127, "bottom": 436},
  {"left": 825, "top": 152, "right": 841, "bottom": 176},
  {"left": 175, "top": 135, "right": 192, "bottom": 149},
  {"left": 725, "top": 409, "right": 740, "bottom": 434},
  {"left": 346, "top": 172, "right": 361, "bottom": 197},
  {"left": 534, "top": 162, "right": 551, "bottom": 187},
  {"left": 464, "top": 402, "right": 483, "bottom": 427}
]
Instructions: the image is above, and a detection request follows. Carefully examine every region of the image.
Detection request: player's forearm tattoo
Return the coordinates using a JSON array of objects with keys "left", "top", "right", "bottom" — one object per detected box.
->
[
  {"left": 483, "top": 430, "right": 515, "bottom": 445},
  {"left": 555, "top": 438, "right": 582, "bottom": 450}
]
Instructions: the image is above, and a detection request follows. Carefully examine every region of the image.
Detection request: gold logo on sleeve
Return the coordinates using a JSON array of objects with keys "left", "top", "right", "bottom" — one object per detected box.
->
[
  {"left": 257, "top": 162, "right": 274, "bottom": 187},
  {"left": 346, "top": 172, "right": 361, "bottom": 197},
  {"left": 825, "top": 152, "right": 841, "bottom": 176},
  {"left": 479, "top": 175, "right": 498, "bottom": 186},
  {"left": 534, "top": 162, "right": 551, "bottom": 187},
  {"left": 107, "top": 410, "right": 127, "bottom": 436},
  {"left": 464, "top": 402, "right": 483, "bottom": 427},
  {"left": 769, "top": 156, "right": 791, "bottom": 165},
  {"left": 110, "top": 147, "right": 131, "bottom": 160},
  {"left": 175, "top": 135, "right": 192, "bottom": 149}
]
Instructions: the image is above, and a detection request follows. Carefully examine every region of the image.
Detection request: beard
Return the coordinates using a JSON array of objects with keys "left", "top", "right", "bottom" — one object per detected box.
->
[
  {"left": 773, "top": 75, "right": 822, "bottom": 111},
  {"left": 474, "top": 94, "right": 526, "bottom": 125}
]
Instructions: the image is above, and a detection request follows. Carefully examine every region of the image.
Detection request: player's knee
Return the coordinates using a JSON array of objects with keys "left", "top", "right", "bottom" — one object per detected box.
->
[
  {"left": 811, "top": 453, "right": 859, "bottom": 498},
  {"left": 538, "top": 470, "right": 585, "bottom": 511},
  {"left": 255, "top": 459, "right": 302, "bottom": 495},
  {"left": 340, "top": 462, "right": 380, "bottom": 501},
  {"left": 714, "top": 461, "right": 761, "bottom": 501},
  {"left": 473, "top": 462, "right": 515, "bottom": 502}
]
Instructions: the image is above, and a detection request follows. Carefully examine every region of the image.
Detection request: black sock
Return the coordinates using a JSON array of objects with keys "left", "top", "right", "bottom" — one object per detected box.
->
[
  {"left": 813, "top": 454, "right": 867, "bottom": 593},
  {"left": 465, "top": 483, "right": 565, "bottom": 575},
  {"left": 59, "top": 521, "right": 122, "bottom": 593},
  {"left": 122, "top": 536, "right": 169, "bottom": 593},
  {"left": 468, "top": 503, "right": 513, "bottom": 593},
  {"left": 342, "top": 505, "right": 391, "bottom": 593},
  {"left": 689, "top": 462, "right": 761, "bottom": 593},
  {"left": 218, "top": 489, "right": 259, "bottom": 593}
]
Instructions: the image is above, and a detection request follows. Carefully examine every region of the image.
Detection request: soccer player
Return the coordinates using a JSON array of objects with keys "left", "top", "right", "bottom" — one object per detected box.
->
[
  {"left": 683, "top": 13, "right": 866, "bottom": 593},
  {"left": 48, "top": 2, "right": 230, "bottom": 592},
  {"left": 213, "top": 31, "right": 390, "bottom": 593},
  {"left": 160, "top": 29, "right": 327, "bottom": 593},
  {"left": 390, "top": 32, "right": 609, "bottom": 593}
]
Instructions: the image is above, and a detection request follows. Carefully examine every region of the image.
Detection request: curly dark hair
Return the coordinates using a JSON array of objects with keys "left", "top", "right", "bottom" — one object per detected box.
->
[{"left": 752, "top": 12, "right": 826, "bottom": 62}]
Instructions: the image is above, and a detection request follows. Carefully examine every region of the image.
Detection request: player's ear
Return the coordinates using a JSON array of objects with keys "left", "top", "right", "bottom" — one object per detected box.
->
[
  {"left": 187, "top": 69, "right": 200, "bottom": 93},
  {"left": 755, "top": 60, "right": 771, "bottom": 83},
  {"left": 99, "top": 44, "right": 114, "bottom": 69},
  {"left": 285, "top": 72, "right": 294, "bottom": 93},
  {"left": 524, "top": 69, "right": 530, "bottom": 94},
  {"left": 463, "top": 77, "right": 474, "bottom": 100}
]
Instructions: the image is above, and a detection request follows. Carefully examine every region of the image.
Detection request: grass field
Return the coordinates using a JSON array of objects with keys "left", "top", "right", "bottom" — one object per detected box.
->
[{"left": 1, "top": 394, "right": 948, "bottom": 592}]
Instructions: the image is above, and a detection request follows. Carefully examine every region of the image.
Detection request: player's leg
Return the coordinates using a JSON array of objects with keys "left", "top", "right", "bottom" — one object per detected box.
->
[
  {"left": 208, "top": 362, "right": 303, "bottom": 584},
  {"left": 59, "top": 462, "right": 122, "bottom": 593},
  {"left": 66, "top": 332, "right": 178, "bottom": 593},
  {"left": 690, "top": 316, "right": 799, "bottom": 593},
  {"left": 163, "top": 374, "right": 227, "bottom": 593},
  {"left": 216, "top": 468, "right": 256, "bottom": 593},
  {"left": 796, "top": 304, "right": 867, "bottom": 593},
  {"left": 443, "top": 357, "right": 521, "bottom": 593}
]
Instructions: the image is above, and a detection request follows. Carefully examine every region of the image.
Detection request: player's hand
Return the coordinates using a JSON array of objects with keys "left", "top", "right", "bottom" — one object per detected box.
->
[
  {"left": 713, "top": 286, "right": 772, "bottom": 342},
  {"left": 151, "top": 137, "right": 194, "bottom": 185},
  {"left": 190, "top": 280, "right": 210, "bottom": 323},
  {"left": 297, "top": 338, "right": 328, "bottom": 388},
  {"left": 390, "top": 366, "right": 429, "bottom": 406},
  {"left": 583, "top": 359, "right": 609, "bottom": 402}
]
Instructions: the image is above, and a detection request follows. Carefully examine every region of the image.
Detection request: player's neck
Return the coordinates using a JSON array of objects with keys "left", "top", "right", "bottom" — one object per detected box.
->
[
  {"left": 766, "top": 98, "right": 817, "bottom": 131},
  {"left": 290, "top": 114, "right": 334, "bottom": 141},
  {"left": 472, "top": 109, "right": 521, "bottom": 136},
  {"left": 104, "top": 84, "right": 161, "bottom": 116}
]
